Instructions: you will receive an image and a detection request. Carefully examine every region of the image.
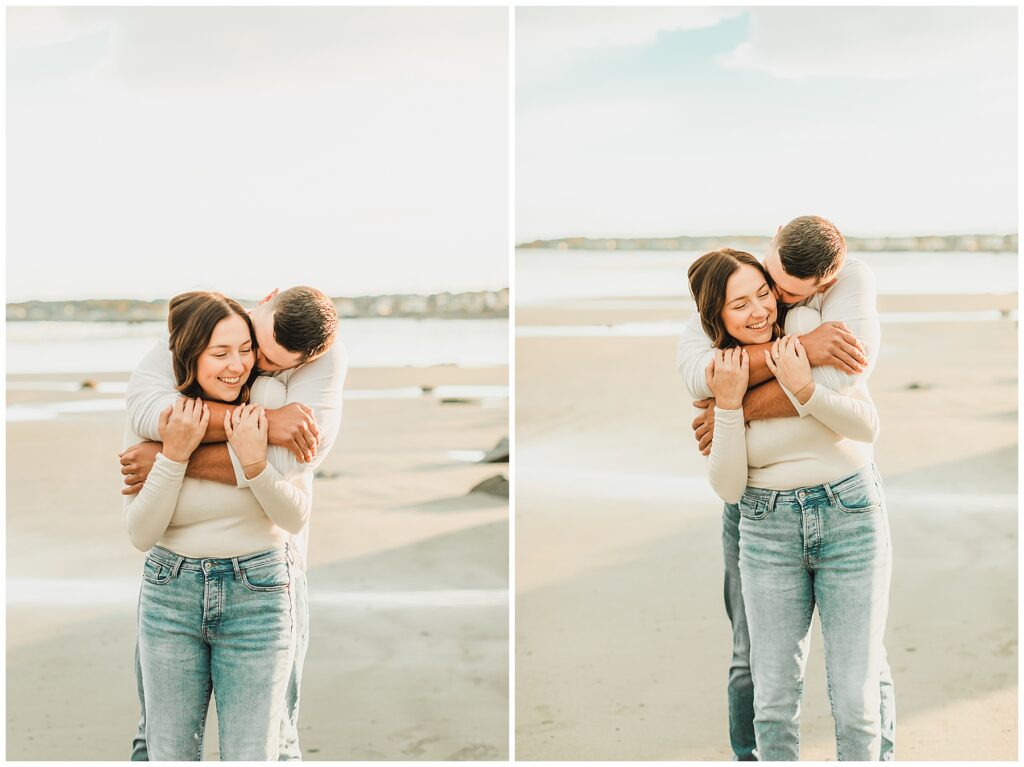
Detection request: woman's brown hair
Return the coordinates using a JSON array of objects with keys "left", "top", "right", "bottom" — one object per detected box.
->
[
  {"left": 687, "top": 249, "right": 783, "bottom": 348},
  {"left": 167, "top": 291, "right": 258, "bottom": 403}
]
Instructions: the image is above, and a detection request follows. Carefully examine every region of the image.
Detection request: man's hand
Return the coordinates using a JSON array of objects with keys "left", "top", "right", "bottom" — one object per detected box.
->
[
  {"left": 691, "top": 398, "right": 716, "bottom": 456},
  {"left": 120, "top": 441, "right": 161, "bottom": 495},
  {"left": 267, "top": 403, "right": 320, "bottom": 463},
  {"left": 800, "top": 321, "right": 868, "bottom": 375}
]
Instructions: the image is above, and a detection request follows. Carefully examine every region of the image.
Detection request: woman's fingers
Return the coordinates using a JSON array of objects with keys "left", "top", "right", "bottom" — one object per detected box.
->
[
  {"left": 764, "top": 349, "right": 776, "bottom": 373},
  {"left": 793, "top": 337, "right": 805, "bottom": 361},
  {"left": 224, "top": 409, "right": 234, "bottom": 438},
  {"left": 740, "top": 348, "right": 749, "bottom": 371}
]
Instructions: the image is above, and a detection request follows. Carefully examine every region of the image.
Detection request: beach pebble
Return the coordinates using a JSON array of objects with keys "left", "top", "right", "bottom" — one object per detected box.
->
[
  {"left": 481, "top": 437, "right": 509, "bottom": 463},
  {"left": 470, "top": 475, "right": 509, "bottom": 498}
]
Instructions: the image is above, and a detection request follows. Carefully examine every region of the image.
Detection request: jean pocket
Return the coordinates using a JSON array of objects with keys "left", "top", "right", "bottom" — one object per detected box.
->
[
  {"left": 240, "top": 560, "right": 290, "bottom": 593},
  {"left": 142, "top": 557, "right": 173, "bottom": 585},
  {"left": 739, "top": 493, "right": 770, "bottom": 520},
  {"left": 833, "top": 480, "right": 883, "bottom": 514}
]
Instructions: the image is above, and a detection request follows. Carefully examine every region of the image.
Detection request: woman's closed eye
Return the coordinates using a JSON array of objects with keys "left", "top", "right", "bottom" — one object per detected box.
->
[{"left": 212, "top": 349, "right": 252, "bottom": 359}]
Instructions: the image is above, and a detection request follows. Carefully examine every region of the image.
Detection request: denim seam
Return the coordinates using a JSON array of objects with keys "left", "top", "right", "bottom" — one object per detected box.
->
[
  {"left": 826, "top": 481, "right": 882, "bottom": 514},
  {"left": 239, "top": 568, "right": 290, "bottom": 593},
  {"left": 194, "top": 675, "right": 212, "bottom": 760},
  {"left": 242, "top": 557, "right": 289, "bottom": 572}
]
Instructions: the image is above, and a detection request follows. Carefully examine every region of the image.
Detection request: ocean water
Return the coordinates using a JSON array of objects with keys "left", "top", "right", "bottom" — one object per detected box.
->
[
  {"left": 515, "top": 249, "right": 1018, "bottom": 306},
  {"left": 6, "top": 318, "right": 509, "bottom": 375}
]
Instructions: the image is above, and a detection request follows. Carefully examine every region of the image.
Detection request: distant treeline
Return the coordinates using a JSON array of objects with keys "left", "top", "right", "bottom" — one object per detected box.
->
[
  {"left": 6, "top": 289, "right": 510, "bottom": 323},
  {"left": 517, "top": 234, "right": 1018, "bottom": 253}
]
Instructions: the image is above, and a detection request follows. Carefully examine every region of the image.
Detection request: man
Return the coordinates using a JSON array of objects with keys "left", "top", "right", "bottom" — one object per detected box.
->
[
  {"left": 120, "top": 285, "right": 347, "bottom": 761},
  {"left": 677, "top": 216, "right": 895, "bottom": 760}
]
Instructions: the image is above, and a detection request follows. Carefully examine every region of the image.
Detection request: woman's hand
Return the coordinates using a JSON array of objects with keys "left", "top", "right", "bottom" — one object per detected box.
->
[
  {"left": 765, "top": 335, "right": 814, "bottom": 402},
  {"left": 224, "top": 404, "right": 269, "bottom": 476},
  {"left": 157, "top": 397, "right": 209, "bottom": 463},
  {"left": 705, "top": 347, "right": 749, "bottom": 410}
]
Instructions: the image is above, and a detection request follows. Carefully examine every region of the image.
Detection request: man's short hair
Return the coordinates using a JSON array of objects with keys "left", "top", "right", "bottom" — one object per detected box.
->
[
  {"left": 776, "top": 215, "right": 847, "bottom": 281},
  {"left": 272, "top": 286, "right": 338, "bottom": 361}
]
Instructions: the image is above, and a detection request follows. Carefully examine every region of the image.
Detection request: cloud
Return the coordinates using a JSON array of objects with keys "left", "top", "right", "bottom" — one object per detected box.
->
[
  {"left": 717, "top": 7, "right": 1016, "bottom": 80},
  {"left": 517, "top": 7, "right": 742, "bottom": 84},
  {"left": 8, "top": 7, "right": 505, "bottom": 92}
]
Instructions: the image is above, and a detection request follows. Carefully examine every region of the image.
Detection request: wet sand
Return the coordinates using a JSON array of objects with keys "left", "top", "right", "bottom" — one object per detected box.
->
[
  {"left": 6, "top": 365, "right": 509, "bottom": 760},
  {"left": 515, "top": 293, "right": 1017, "bottom": 760}
]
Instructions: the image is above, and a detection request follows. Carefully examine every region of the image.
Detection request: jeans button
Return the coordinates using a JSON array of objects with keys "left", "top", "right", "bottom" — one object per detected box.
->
[
  {"left": 797, "top": 490, "right": 805, "bottom": 499},
  {"left": 204, "top": 562, "right": 212, "bottom": 570}
]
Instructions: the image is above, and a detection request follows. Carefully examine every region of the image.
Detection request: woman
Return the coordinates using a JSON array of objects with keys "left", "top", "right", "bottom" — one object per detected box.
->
[
  {"left": 688, "top": 249, "right": 892, "bottom": 761},
  {"left": 122, "top": 291, "right": 310, "bottom": 760}
]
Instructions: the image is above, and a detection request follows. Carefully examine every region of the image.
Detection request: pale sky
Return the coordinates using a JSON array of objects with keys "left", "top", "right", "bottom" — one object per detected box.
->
[
  {"left": 7, "top": 7, "right": 508, "bottom": 302},
  {"left": 517, "top": 7, "right": 1018, "bottom": 241}
]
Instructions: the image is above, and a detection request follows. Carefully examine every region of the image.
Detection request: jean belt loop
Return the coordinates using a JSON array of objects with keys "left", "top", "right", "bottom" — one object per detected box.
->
[
  {"left": 871, "top": 463, "right": 883, "bottom": 486},
  {"left": 823, "top": 482, "right": 838, "bottom": 507},
  {"left": 768, "top": 489, "right": 779, "bottom": 513},
  {"left": 231, "top": 557, "right": 242, "bottom": 579},
  {"left": 171, "top": 556, "right": 185, "bottom": 579}
]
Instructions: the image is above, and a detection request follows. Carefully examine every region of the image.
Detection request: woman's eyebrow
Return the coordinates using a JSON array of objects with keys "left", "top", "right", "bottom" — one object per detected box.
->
[{"left": 727, "top": 282, "right": 769, "bottom": 306}]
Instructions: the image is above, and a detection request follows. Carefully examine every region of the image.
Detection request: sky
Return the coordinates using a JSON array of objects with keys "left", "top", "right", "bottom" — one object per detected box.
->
[
  {"left": 7, "top": 7, "right": 509, "bottom": 302},
  {"left": 516, "top": 7, "right": 1018, "bottom": 241}
]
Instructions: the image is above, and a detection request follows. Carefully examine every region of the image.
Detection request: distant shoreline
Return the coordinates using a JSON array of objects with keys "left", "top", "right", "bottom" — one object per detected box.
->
[
  {"left": 7, "top": 289, "right": 510, "bottom": 323},
  {"left": 517, "top": 234, "right": 1017, "bottom": 252}
]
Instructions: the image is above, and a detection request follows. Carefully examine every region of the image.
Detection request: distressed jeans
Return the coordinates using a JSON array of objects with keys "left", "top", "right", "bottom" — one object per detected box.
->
[
  {"left": 132, "top": 560, "right": 310, "bottom": 761},
  {"left": 735, "top": 466, "right": 894, "bottom": 761},
  {"left": 133, "top": 546, "right": 297, "bottom": 761},
  {"left": 723, "top": 490, "right": 896, "bottom": 759}
]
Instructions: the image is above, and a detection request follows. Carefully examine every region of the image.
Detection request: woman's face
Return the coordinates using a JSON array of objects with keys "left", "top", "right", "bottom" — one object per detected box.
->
[
  {"left": 196, "top": 314, "right": 255, "bottom": 402},
  {"left": 721, "top": 264, "right": 777, "bottom": 345}
]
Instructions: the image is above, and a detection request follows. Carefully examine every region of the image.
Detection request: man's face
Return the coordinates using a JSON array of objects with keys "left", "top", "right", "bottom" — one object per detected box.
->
[
  {"left": 250, "top": 309, "right": 305, "bottom": 373},
  {"left": 763, "top": 245, "right": 837, "bottom": 306}
]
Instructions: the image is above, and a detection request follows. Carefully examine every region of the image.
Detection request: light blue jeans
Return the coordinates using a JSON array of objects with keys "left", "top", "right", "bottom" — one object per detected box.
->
[
  {"left": 735, "top": 466, "right": 894, "bottom": 761},
  {"left": 134, "top": 545, "right": 297, "bottom": 761}
]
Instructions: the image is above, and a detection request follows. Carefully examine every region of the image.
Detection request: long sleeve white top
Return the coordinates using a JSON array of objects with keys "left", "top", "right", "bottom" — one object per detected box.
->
[
  {"left": 123, "top": 336, "right": 348, "bottom": 565},
  {"left": 704, "top": 305, "right": 880, "bottom": 503},
  {"left": 122, "top": 377, "right": 315, "bottom": 557}
]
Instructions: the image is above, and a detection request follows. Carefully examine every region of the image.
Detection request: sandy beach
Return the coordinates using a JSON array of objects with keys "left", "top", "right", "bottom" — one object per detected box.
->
[
  {"left": 515, "top": 293, "right": 1017, "bottom": 760},
  {"left": 6, "top": 364, "right": 509, "bottom": 760}
]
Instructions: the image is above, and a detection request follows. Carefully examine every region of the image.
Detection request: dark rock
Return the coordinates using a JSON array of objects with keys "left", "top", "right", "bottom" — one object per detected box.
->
[
  {"left": 470, "top": 475, "right": 508, "bottom": 498},
  {"left": 314, "top": 470, "right": 342, "bottom": 480},
  {"left": 80, "top": 379, "right": 98, "bottom": 390},
  {"left": 906, "top": 382, "right": 930, "bottom": 391},
  {"left": 481, "top": 437, "right": 509, "bottom": 463}
]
